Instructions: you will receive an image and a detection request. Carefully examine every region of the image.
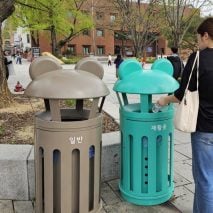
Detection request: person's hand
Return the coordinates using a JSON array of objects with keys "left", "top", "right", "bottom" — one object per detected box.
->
[
  {"left": 157, "top": 96, "right": 169, "bottom": 106},
  {"left": 157, "top": 95, "right": 179, "bottom": 106}
]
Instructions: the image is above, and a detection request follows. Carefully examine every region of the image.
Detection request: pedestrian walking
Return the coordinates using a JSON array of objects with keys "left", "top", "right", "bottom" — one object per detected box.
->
[
  {"left": 108, "top": 54, "right": 112, "bottom": 66},
  {"left": 114, "top": 54, "right": 123, "bottom": 78},
  {"left": 157, "top": 17, "right": 213, "bottom": 213},
  {"left": 167, "top": 47, "right": 184, "bottom": 82},
  {"left": 16, "top": 52, "right": 22, "bottom": 64},
  {"left": 4, "top": 51, "right": 12, "bottom": 80},
  {"left": 5, "top": 51, "right": 15, "bottom": 76}
]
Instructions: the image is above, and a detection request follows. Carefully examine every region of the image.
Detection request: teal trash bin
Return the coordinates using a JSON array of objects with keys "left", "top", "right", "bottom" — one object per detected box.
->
[{"left": 113, "top": 59, "right": 179, "bottom": 205}]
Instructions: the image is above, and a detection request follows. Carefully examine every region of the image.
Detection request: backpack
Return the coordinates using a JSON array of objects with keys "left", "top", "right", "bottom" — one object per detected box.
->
[{"left": 167, "top": 56, "right": 184, "bottom": 80}]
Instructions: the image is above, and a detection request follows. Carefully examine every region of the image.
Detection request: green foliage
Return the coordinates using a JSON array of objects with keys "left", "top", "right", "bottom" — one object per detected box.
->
[
  {"left": 136, "top": 57, "right": 156, "bottom": 63},
  {"left": 182, "top": 15, "right": 204, "bottom": 51},
  {"left": 61, "top": 56, "right": 83, "bottom": 64},
  {"left": 12, "top": 0, "right": 93, "bottom": 51},
  {"left": 146, "top": 57, "right": 156, "bottom": 63},
  {"left": 65, "top": 99, "right": 76, "bottom": 107},
  {"left": 0, "top": 126, "right": 5, "bottom": 135}
]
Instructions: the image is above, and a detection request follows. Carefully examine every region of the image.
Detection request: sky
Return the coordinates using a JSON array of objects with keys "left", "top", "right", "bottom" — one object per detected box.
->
[{"left": 201, "top": 5, "right": 213, "bottom": 17}]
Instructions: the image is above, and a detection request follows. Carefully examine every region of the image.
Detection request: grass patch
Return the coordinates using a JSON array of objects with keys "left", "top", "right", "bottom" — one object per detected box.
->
[
  {"left": 0, "top": 126, "right": 5, "bottom": 135},
  {"left": 64, "top": 99, "right": 76, "bottom": 107},
  {"left": 61, "top": 56, "right": 83, "bottom": 64}
]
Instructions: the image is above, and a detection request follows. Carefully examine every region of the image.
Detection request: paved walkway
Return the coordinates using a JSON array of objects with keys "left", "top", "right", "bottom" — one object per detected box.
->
[{"left": 3, "top": 58, "right": 194, "bottom": 213}]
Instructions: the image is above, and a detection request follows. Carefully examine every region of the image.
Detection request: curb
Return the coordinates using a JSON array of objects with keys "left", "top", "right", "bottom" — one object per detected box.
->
[{"left": 0, "top": 131, "right": 120, "bottom": 201}]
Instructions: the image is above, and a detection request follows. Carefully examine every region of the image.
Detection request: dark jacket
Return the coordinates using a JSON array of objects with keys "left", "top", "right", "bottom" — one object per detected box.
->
[
  {"left": 4, "top": 57, "right": 12, "bottom": 80},
  {"left": 114, "top": 57, "right": 123, "bottom": 69},
  {"left": 167, "top": 56, "right": 184, "bottom": 80}
]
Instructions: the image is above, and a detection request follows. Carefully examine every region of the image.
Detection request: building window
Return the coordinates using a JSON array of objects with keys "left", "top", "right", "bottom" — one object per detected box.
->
[
  {"left": 125, "top": 47, "right": 133, "bottom": 56},
  {"left": 26, "top": 34, "right": 30, "bottom": 43},
  {"left": 67, "top": 44, "right": 76, "bottom": 55},
  {"left": 96, "top": 29, "right": 104, "bottom": 37},
  {"left": 83, "top": 29, "right": 90, "bottom": 36},
  {"left": 83, "top": 45, "right": 90, "bottom": 55},
  {"left": 96, "top": 12, "right": 104, "bottom": 20},
  {"left": 110, "top": 14, "right": 116, "bottom": 23},
  {"left": 97, "top": 46, "right": 105, "bottom": 55},
  {"left": 146, "top": 46, "right": 153, "bottom": 53}
]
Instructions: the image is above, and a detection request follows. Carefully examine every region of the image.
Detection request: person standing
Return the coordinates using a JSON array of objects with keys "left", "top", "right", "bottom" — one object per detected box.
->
[
  {"left": 167, "top": 47, "right": 184, "bottom": 82},
  {"left": 4, "top": 51, "right": 15, "bottom": 76},
  {"left": 16, "top": 52, "right": 22, "bottom": 64},
  {"left": 108, "top": 54, "right": 112, "bottom": 66},
  {"left": 157, "top": 17, "right": 213, "bottom": 213},
  {"left": 4, "top": 51, "right": 12, "bottom": 80},
  {"left": 114, "top": 54, "right": 123, "bottom": 78}
]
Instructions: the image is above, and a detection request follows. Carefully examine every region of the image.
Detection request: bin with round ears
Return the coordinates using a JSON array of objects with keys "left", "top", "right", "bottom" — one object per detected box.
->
[
  {"left": 25, "top": 56, "right": 109, "bottom": 213},
  {"left": 113, "top": 59, "right": 179, "bottom": 205}
]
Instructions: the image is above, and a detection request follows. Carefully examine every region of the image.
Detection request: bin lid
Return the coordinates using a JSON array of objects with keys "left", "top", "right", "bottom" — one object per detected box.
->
[
  {"left": 113, "top": 59, "right": 179, "bottom": 94},
  {"left": 25, "top": 69, "right": 109, "bottom": 99}
]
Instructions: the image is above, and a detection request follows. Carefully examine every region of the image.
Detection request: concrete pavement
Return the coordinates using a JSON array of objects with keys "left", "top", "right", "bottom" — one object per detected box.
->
[{"left": 2, "top": 58, "right": 194, "bottom": 212}]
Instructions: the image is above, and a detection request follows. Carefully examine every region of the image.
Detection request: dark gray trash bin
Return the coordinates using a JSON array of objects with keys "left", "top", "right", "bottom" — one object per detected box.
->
[{"left": 25, "top": 56, "right": 109, "bottom": 213}]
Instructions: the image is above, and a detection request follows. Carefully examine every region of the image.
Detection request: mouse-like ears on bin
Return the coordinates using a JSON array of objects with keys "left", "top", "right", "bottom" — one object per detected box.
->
[
  {"left": 118, "top": 58, "right": 173, "bottom": 80},
  {"left": 151, "top": 58, "right": 173, "bottom": 76},
  {"left": 29, "top": 56, "right": 62, "bottom": 80},
  {"left": 75, "top": 57, "right": 104, "bottom": 79}
]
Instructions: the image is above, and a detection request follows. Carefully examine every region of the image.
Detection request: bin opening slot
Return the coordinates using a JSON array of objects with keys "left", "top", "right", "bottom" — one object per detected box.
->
[
  {"left": 60, "top": 109, "right": 90, "bottom": 121},
  {"left": 76, "top": 99, "right": 83, "bottom": 112},
  {"left": 44, "top": 99, "right": 50, "bottom": 111}
]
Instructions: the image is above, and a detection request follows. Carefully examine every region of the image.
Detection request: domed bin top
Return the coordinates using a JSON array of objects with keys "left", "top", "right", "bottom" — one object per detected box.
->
[
  {"left": 113, "top": 59, "right": 179, "bottom": 94},
  {"left": 25, "top": 69, "right": 109, "bottom": 99},
  {"left": 24, "top": 56, "right": 109, "bottom": 121},
  {"left": 25, "top": 57, "right": 109, "bottom": 99}
]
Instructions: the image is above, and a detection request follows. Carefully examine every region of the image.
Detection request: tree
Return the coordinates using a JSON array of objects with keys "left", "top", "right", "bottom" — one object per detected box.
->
[
  {"left": 181, "top": 15, "right": 204, "bottom": 52},
  {"left": 13, "top": 0, "right": 93, "bottom": 55},
  {"left": 161, "top": 0, "right": 211, "bottom": 48},
  {"left": 0, "top": 0, "right": 15, "bottom": 108},
  {"left": 112, "top": 0, "right": 161, "bottom": 58}
]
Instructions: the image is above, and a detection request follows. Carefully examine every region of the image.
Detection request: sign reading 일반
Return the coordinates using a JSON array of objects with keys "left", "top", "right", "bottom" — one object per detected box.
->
[
  {"left": 69, "top": 136, "right": 83, "bottom": 145},
  {"left": 32, "top": 47, "right": 40, "bottom": 58}
]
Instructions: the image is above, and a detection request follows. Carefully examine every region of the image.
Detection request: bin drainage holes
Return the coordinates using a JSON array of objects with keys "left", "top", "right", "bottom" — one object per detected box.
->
[
  {"left": 145, "top": 173, "right": 148, "bottom": 176},
  {"left": 145, "top": 157, "right": 148, "bottom": 160},
  {"left": 145, "top": 165, "right": 148, "bottom": 168},
  {"left": 145, "top": 181, "right": 148, "bottom": 184}
]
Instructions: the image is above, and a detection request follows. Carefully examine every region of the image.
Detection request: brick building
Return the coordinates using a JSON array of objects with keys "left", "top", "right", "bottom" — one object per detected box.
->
[{"left": 38, "top": 1, "right": 173, "bottom": 57}]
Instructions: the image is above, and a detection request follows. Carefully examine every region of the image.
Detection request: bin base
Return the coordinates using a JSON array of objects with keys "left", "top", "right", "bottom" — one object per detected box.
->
[{"left": 119, "top": 184, "right": 173, "bottom": 206}]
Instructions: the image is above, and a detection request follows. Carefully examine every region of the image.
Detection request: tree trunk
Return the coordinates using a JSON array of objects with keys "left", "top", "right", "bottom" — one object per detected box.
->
[
  {"left": 51, "top": 26, "right": 57, "bottom": 55},
  {"left": 0, "top": 23, "right": 13, "bottom": 108},
  {"left": 0, "top": 0, "right": 15, "bottom": 108},
  {"left": 31, "top": 30, "right": 39, "bottom": 47}
]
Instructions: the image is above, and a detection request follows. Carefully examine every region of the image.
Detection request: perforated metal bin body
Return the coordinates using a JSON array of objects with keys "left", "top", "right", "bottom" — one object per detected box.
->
[
  {"left": 35, "top": 110, "right": 102, "bottom": 213},
  {"left": 119, "top": 103, "right": 174, "bottom": 205},
  {"left": 25, "top": 56, "right": 109, "bottom": 213},
  {"left": 113, "top": 59, "right": 179, "bottom": 205}
]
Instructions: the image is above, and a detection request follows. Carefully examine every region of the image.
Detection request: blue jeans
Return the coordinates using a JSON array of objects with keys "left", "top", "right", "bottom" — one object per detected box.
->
[{"left": 191, "top": 131, "right": 213, "bottom": 213}]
